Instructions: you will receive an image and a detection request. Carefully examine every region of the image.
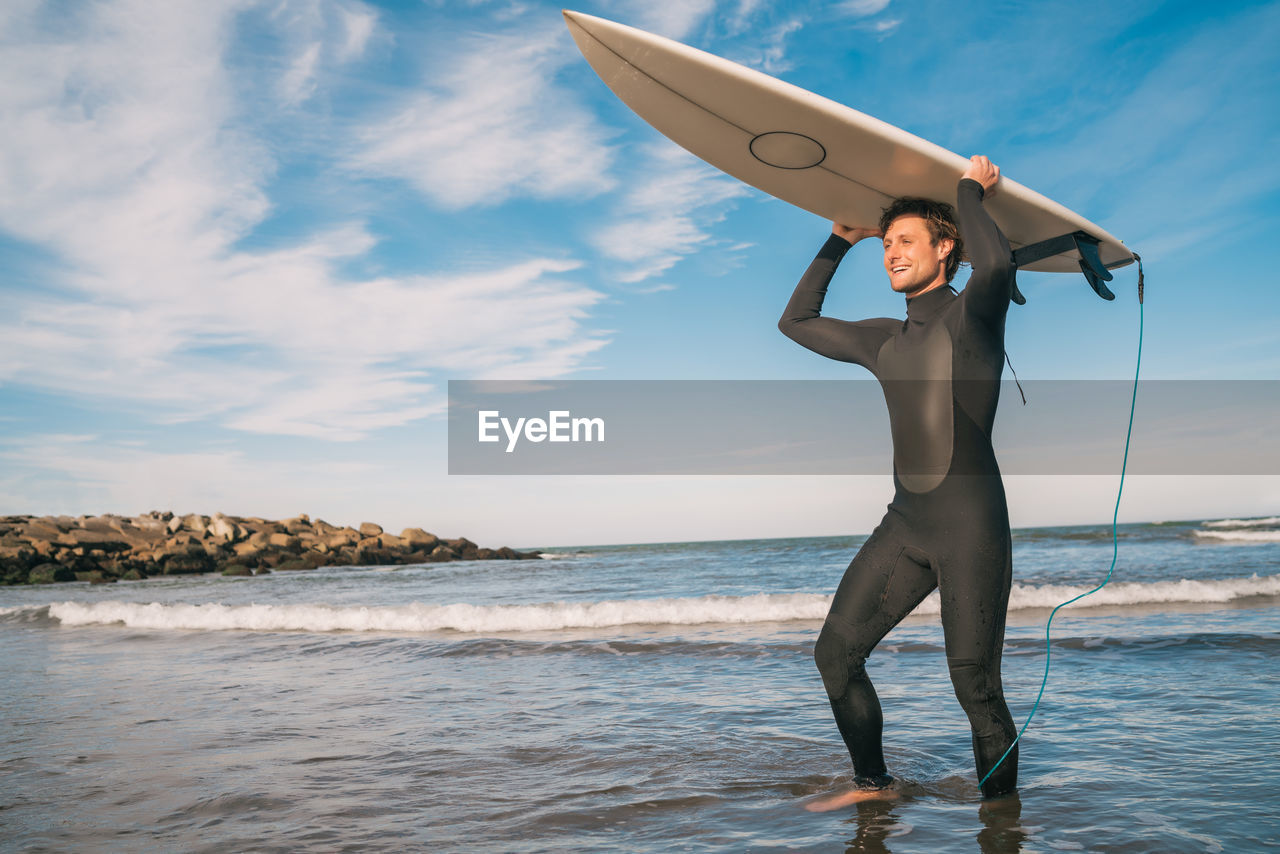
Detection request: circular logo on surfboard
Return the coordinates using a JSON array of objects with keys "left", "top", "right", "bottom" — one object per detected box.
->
[{"left": 748, "top": 131, "right": 826, "bottom": 170}]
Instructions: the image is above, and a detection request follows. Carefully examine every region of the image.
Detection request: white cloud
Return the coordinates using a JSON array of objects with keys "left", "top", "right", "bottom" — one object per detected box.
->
[
  {"left": 611, "top": 0, "right": 717, "bottom": 40},
  {"left": 732, "top": 16, "right": 805, "bottom": 73},
  {"left": 268, "top": 0, "right": 379, "bottom": 106},
  {"left": 352, "top": 24, "right": 615, "bottom": 208},
  {"left": 0, "top": 1, "right": 610, "bottom": 440},
  {"left": 337, "top": 4, "right": 377, "bottom": 61},
  {"left": 591, "top": 145, "right": 749, "bottom": 283},
  {"left": 835, "top": 0, "right": 898, "bottom": 37},
  {"left": 838, "top": 0, "right": 892, "bottom": 16},
  {"left": 279, "top": 42, "right": 323, "bottom": 105}
]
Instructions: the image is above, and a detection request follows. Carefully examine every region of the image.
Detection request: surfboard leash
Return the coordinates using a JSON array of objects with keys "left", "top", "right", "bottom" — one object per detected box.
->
[{"left": 978, "top": 253, "right": 1144, "bottom": 790}]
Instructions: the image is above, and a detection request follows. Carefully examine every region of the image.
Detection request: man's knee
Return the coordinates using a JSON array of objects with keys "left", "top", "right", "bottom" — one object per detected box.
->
[
  {"left": 815, "top": 621, "right": 864, "bottom": 699},
  {"left": 947, "top": 657, "right": 1005, "bottom": 723}
]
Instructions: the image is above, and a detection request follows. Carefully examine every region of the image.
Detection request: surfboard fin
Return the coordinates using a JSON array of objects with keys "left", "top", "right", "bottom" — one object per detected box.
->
[{"left": 1011, "top": 231, "right": 1116, "bottom": 302}]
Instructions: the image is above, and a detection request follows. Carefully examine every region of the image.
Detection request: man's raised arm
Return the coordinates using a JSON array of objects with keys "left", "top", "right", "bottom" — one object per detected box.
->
[
  {"left": 778, "top": 225, "right": 892, "bottom": 369},
  {"left": 956, "top": 155, "right": 1015, "bottom": 322}
]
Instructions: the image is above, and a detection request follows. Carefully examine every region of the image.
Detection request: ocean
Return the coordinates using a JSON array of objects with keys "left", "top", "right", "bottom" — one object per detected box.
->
[{"left": 2, "top": 517, "right": 1277, "bottom": 852}]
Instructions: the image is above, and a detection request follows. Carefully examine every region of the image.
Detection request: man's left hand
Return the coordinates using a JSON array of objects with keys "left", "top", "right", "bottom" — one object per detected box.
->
[{"left": 962, "top": 155, "right": 1000, "bottom": 197}]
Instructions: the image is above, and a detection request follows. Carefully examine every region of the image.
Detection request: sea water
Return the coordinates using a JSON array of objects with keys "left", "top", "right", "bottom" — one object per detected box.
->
[{"left": 1, "top": 518, "right": 1277, "bottom": 852}]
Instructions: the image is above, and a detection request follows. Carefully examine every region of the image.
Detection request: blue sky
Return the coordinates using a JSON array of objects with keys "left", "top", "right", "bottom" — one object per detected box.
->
[{"left": 2, "top": 0, "right": 1278, "bottom": 546}]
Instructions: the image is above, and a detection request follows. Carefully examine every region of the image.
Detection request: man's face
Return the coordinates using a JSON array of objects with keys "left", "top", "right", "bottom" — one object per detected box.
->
[{"left": 882, "top": 215, "right": 952, "bottom": 297}]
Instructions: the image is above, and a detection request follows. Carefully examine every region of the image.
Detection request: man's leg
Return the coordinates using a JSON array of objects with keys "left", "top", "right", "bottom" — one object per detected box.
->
[
  {"left": 937, "top": 534, "right": 1018, "bottom": 798},
  {"left": 814, "top": 516, "right": 937, "bottom": 783}
]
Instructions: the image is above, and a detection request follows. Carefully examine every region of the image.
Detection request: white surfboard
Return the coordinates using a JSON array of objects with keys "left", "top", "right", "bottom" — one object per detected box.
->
[{"left": 564, "top": 10, "right": 1135, "bottom": 283}]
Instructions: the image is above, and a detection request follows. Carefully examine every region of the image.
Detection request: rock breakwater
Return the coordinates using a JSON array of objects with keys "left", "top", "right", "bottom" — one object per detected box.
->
[{"left": 0, "top": 512, "right": 539, "bottom": 585}]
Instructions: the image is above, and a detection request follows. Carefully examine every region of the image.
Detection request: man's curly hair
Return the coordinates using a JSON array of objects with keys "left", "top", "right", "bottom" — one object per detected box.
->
[{"left": 878, "top": 197, "right": 967, "bottom": 283}]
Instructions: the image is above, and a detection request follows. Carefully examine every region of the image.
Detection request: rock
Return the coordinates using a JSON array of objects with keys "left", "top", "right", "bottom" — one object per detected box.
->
[
  {"left": 400, "top": 528, "right": 440, "bottom": 549},
  {"left": 208, "top": 514, "right": 239, "bottom": 542},
  {"left": 232, "top": 541, "right": 262, "bottom": 558},
  {"left": 113, "top": 521, "right": 168, "bottom": 548},
  {"left": 4, "top": 511, "right": 539, "bottom": 581},
  {"left": 221, "top": 563, "right": 254, "bottom": 577},
  {"left": 56, "top": 528, "right": 131, "bottom": 550},
  {"left": 325, "top": 530, "right": 359, "bottom": 549},
  {"left": 181, "top": 513, "right": 209, "bottom": 535},
  {"left": 283, "top": 515, "right": 313, "bottom": 535},
  {"left": 28, "top": 563, "right": 76, "bottom": 584},
  {"left": 24, "top": 519, "right": 65, "bottom": 541},
  {"left": 255, "top": 549, "right": 294, "bottom": 569},
  {"left": 163, "top": 547, "right": 214, "bottom": 575},
  {"left": 268, "top": 533, "right": 300, "bottom": 549}
]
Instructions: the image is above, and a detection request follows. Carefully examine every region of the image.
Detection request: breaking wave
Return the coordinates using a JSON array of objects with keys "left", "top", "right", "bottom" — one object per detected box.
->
[
  {"left": 22, "top": 573, "right": 1280, "bottom": 634},
  {"left": 1192, "top": 530, "right": 1280, "bottom": 542}
]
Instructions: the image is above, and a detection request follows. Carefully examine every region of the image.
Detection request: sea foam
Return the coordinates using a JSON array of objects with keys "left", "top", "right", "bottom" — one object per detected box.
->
[
  {"left": 42, "top": 574, "right": 1280, "bottom": 634},
  {"left": 1202, "top": 516, "right": 1280, "bottom": 528},
  {"left": 1192, "top": 530, "right": 1280, "bottom": 542}
]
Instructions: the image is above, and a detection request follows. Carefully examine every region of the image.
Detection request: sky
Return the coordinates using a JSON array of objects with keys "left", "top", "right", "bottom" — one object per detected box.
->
[{"left": 2, "top": 0, "right": 1278, "bottom": 547}]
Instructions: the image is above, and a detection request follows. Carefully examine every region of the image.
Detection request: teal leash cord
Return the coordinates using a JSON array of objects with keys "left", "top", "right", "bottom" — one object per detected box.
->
[{"left": 979, "top": 256, "right": 1145, "bottom": 789}]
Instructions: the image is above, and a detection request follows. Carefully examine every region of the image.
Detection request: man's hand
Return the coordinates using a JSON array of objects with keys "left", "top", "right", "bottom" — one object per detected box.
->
[
  {"left": 962, "top": 155, "right": 1000, "bottom": 197},
  {"left": 832, "top": 223, "right": 882, "bottom": 244}
]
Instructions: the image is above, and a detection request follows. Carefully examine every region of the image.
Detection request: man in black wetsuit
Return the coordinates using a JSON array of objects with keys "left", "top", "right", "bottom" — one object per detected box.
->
[{"left": 779, "top": 156, "right": 1019, "bottom": 802}]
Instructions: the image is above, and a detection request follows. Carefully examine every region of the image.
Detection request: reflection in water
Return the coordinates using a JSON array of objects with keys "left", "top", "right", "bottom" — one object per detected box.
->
[
  {"left": 978, "top": 792, "right": 1026, "bottom": 853},
  {"left": 841, "top": 797, "right": 903, "bottom": 853},
  {"left": 833, "top": 790, "right": 1026, "bottom": 853}
]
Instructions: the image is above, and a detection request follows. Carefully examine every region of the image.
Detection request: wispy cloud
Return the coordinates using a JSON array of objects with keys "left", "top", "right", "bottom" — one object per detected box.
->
[
  {"left": 609, "top": 0, "right": 717, "bottom": 40},
  {"left": 279, "top": 42, "right": 323, "bottom": 106},
  {"left": 836, "top": 0, "right": 898, "bottom": 36},
  {"left": 337, "top": 3, "right": 377, "bottom": 61},
  {"left": 0, "top": 1, "right": 610, "bottom": 440},
  {"left": 268, "top": 0, "right": 380, "bottom": 107},
  {"left": 591, "top": 145, "right": 750, "bottom": 284},
  {"left": 838, "top": 0, "right": 892, "bottom": 16},
  {"left": 730, "top": 16, "right": 805, "bottom": 73},
  {"left": 352, "top": 23, "right": 615, "bottom": 208}
]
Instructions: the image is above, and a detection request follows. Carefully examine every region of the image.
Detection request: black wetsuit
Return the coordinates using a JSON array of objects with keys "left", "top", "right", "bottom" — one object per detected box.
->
[{"left": 779, "top": 178, "right": 1018, "bottom": 798}]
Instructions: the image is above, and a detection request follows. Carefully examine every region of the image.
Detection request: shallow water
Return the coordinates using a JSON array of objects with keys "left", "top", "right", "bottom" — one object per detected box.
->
[{"left": 2, "top": 519, "right": 1278, "bottom": 852}]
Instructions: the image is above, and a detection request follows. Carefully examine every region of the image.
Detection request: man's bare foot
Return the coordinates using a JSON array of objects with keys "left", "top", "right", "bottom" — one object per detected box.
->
[
  {"left": 805, "top": 786, "right": 898, "bottom": 812},
  {"left": 804, "top": 776, "right": 898, "bottom": 812}
]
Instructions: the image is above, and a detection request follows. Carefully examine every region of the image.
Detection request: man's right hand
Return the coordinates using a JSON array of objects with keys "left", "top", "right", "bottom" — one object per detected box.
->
[{"left": 832, "top": 223, "right": 882, "bottom": 244}]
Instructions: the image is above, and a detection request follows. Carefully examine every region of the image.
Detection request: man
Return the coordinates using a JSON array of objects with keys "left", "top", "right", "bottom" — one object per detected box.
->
[{"left": 779, "top": 156, "right": 1019, "bottom": 804}]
